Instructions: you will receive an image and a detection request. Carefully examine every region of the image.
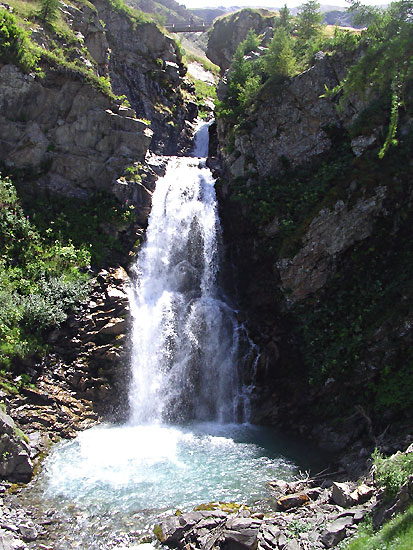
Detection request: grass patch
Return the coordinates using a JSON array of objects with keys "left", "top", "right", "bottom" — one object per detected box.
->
[
  {"left": 344, "top": 505, "right": 413, "bottom": 550},
  {"left": 184, "top": 50, "right": 219, "bottom": 76}
]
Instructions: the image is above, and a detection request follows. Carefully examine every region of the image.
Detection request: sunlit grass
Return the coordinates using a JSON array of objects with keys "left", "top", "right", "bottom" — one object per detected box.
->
[{"left": 344, "top": 505, "right": 413, "bottom": 550}]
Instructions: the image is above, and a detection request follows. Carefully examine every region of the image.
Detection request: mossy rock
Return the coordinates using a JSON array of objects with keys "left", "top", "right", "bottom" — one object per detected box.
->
[
  {"left": 194, "top": 501, "right": 251, "bottom": 513},
  {"left": 153, "top": 524, "right": 165, "bottom": 543}
]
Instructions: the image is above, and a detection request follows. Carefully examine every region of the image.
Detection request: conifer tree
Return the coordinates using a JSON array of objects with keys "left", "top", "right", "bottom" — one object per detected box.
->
[
  {"left": 264, "top": 28, "right": 297, "bottom": 80},
  {"left": 38, "top": 0, "right": 60, "bottom": 24},
  {"left": 295, "top": 0, "right": 323, "bottom": 40},
  {"left": 277, "top": 4, "right": 293, "bottom": 33}
]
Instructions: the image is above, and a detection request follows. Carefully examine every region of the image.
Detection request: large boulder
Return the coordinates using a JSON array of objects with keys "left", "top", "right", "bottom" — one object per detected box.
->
[{"left": 0, "top": 409, "right": 33, "bottom": 483}]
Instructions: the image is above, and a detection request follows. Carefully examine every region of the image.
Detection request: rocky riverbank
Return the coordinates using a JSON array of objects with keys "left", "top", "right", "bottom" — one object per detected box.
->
[
  {"left": 154, "top": 444, "right": 413, "bottom": 550},
  {"left": 0, "top": 266, "right": 134, "bottom": 485}
]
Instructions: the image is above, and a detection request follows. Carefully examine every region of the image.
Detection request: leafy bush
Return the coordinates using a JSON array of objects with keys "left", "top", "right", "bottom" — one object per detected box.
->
[
  {"left": 372, "top": 449, "right": 413, "bottom": 500},
  {"left": 0, "top": 11, "right": 40, "bottom": 71},
  {"left": 0, "top": 174, "right": 90, "bottom": 367},
  {"left": 327, "top": 0, "right": 413, "bottom": 158}
]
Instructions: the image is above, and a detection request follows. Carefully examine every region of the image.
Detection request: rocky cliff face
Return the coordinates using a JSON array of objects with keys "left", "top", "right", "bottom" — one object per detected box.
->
[
  {"left": 0, "top": 63, "right": 152, "bottom": 199},
  {"left": 213, "top": 42, "right": 413, "bottom": 452},
  {"left": 94, "top": 0, "right": 196, "bottom": 153},
  {"left": 217, "top": 52, "right": 365, "bottom": 181},
  {"left": 0, "top": 0, "right": 195, "bottom": 202}
]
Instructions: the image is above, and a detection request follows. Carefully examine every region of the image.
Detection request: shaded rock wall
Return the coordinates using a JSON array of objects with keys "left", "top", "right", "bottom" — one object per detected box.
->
[
  {"left": 94, "top": 0, "right": 196, "bottom": 153},
  {"left": 213, "top": 46, "right": 413, "bottom": 452}
]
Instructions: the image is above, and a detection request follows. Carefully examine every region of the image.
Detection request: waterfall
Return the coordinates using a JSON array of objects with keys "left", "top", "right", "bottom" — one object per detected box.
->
[
  {"left": 28, "top": 124, "right": 310, "bottom": 550},
  {"left": 128, "top": 122, "right": 247, "bottom": 424}
]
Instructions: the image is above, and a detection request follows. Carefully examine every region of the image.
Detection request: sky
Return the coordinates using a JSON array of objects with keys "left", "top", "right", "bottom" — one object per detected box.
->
[{"left": 182, "top": 0, "right": 386, "bottom": 9}]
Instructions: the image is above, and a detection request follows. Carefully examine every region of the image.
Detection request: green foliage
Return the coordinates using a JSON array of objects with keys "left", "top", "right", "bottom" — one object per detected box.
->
[
  {"left": 20, "top": 189, "right": 136, "bottom": 268},
  {"left": 0, "top": 174, "right": 90, "bottom": 368},
  {"left": 38, "top": 0, "right": 60, "bottom": 24},
  {"left": 0, "top": 3, "right": 121, "bottom": 100},
  {"left": 290, "top": 134, "right": 413, "bottom": 414},
  {"left": 344, "top": 504, "right": 413, "bottom": 550},
  {"left": 327, "top": 1, "right": 413, "bottom": 157},
  {"left": 277, "top": 4, "right": 293, "bottom": 32},
  {"left": 216, "top": 29, "right": 265, "bottom": 119},
  {"left": 295, "top": 0, "right": 323, "bottom": 41},
  {"left": 38, "top": 47, "right": 115, "bottom": 98},
  {"left": 372, "top": 450, "right": 413, "bottom": 500},
  {"left": 264, "top": 28, "right": 297, "bottom": 80},
  {"left": 231, "top": 141, "right": 353, "bottom": 250},
  {"left": 106, "top": 0, "right": 154, "bottom": 27},
  {"left": 183, "top": 50, "right": 220, "bottom": 76},
  {"left": 189, "top": 76, "right": 217, "bottom": 118},
  {"left": 0, "top": 11, "right": 40, "bottom": 72}
]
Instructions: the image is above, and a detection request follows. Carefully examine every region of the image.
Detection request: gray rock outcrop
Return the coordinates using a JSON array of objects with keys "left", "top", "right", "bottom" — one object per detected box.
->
[
  {"left": 153, "top": 475, "right": 377, "bottom": 550},
  {"left": 217, "top": 52, "right": 363, "bottom": 181},
  {"left": 207, "top": 8, "right": 276, "bottom": 71},
  {"left": 0, "top": 410, "right": 33, "bottom": 483},
  {"left": 0, "top": 64, "right": 152, "bottom": 199},
  {"left": 276, "top": 186, "right": 387, "bottom": 303},
  {"left": 94, "top": 0, "right": 195, "bottom": 153}
]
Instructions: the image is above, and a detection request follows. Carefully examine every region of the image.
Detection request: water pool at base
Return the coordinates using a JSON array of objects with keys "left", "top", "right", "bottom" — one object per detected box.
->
[{"left": 21, "top": 422, "right": 322, "bottom": 550}]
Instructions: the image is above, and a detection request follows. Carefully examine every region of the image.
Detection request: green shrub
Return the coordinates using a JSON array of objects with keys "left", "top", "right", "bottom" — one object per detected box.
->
[
  {"left": 326, "top": 1, "right": 413, "bottom": 158},
  {"left": 372, "top": 449, "right": 413, "bottom": 500},
  {"left": 0, "top": 174, "right": 91, "bottom": 367},
  {"left": 38, "top": 0, "right": 60, "bottom": 24},
  {"left": 264, "top": 28, "right": 297, "bottom": 80},
  {"left": 295, "top": 0, "right": 323, "bottom": 41},
  {"left": 0, "top": 11, "right": 40, "bottom": 72}
]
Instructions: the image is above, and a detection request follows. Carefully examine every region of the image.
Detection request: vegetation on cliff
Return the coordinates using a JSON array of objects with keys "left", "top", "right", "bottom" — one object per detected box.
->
[
  {"left": 0, "top": 174, "right": 89, "bottom": 370},
  {"left": 0, "top": 170, "right": 137, "bottom": 375},
  {"left": 216, "top": 1, "right": 413, "bottom": 424},
  {"left": 216, "top": 0, "right": 412, "bottom": 160},
  {"left": 0, "top": 0, "right": 164, "bottom": 99},
  {"left": 346, "top": 505, "right": 413, "bottom": 550}
]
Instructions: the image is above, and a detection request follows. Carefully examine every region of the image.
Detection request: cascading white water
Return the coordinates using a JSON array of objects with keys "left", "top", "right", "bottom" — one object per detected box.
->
[{"left": 128, "top": 122, "right": 246, "bottom": 424}]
